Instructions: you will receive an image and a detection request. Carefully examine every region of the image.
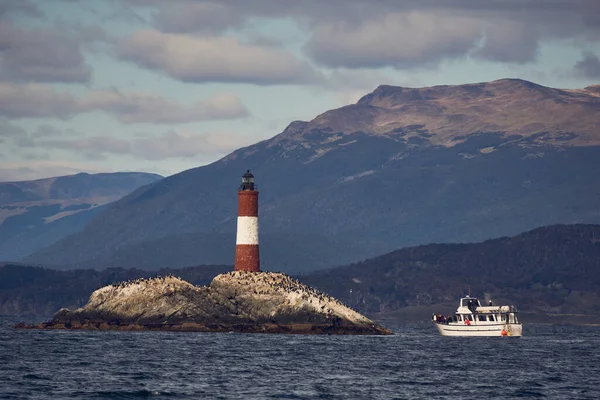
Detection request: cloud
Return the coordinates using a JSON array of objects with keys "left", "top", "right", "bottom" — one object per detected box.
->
[
  {"left": 4, "top": 120, "right": 259, "bottom": 162},
  {"left": 574, "top": 52, "right": 600, "bottom": 78},
  {"left": 0, "top": 119, "right": 27, "bottom": 138},
  {"left": 41, "top": 136, "right": 132, "bottom": 155},
  {"left": 31, "top": 124, "right": 64, "bottom": 138},
  {"left": 0, "top": 83, "right": 248, "bottom": 123},
  {"left": 0, "top": 83, "right": 80, "bottom": 119},
  {"left": 0, "top": 0, "right": 41, "bottom": 18},
  {"left": 0, "top": 21, "right": 104, "bottom": 83},
  {"left": 132, "top": 130, "right": 257, "bottom": 160},
  {"left": 17, "top": 127, "right": 259, "bottom": 161},
  {"left": 82, "top": 90, "right": 248, "bottom": 123},
  {"left": 152, "top": 2, "right": 244, "bottom": 33},
  {"left": 0, "top": 160, "right": 105, "bottom": 182},
  {"left": 305, "top": 12, "right": 484, "bottom": 69},
  {"left": 123, "top": 0, "right": 600, "bottom": 70},
  {"left": 115, "top": 30, "right": 321, "bottom": 85},
  {"left": 472, "top": 21, "right": 540, "bottom": 63}
]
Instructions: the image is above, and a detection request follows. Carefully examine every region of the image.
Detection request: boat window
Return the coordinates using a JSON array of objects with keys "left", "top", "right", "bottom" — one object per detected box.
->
[
  {"left": 488, "top": 315, "right": 495, "bottom": 321},
  {"left": 462, "top": 298, "right": 479, "bottom": 307},
  {"left": 478, "top": 315, "right": 486, "bottom": 321},
  {"left": 456, "top": 315, "right": 462, "bottom": 321},
  {"left": 465, "top": 315, "right": 473, "bottom": 321}
]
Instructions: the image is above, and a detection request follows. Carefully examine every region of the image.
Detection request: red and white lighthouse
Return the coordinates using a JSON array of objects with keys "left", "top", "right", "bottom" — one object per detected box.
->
[{"left": 234, "top": 170, "right": 260, "bottom": 272}]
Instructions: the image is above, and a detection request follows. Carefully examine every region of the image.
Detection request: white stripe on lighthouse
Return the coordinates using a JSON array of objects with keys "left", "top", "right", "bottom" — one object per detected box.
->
[{"left": 236, "top": 216, "right": 259, "bottom": 245}]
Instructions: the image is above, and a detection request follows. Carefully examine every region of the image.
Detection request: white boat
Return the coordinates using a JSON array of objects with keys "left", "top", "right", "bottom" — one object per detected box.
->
[{"left": 432, "top": 295, "right": 522, "bottom": 337}]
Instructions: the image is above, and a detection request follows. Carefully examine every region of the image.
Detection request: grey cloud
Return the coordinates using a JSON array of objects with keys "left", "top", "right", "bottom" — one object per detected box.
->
[
  {"left": 0, "top": 83, "right": 81, "bottom": 119},
  {"left": 0, "top": 0, "right": 41, "bottom": 18},
  {"left": 17, "top": 128, "right": 258, "bottom": 161},
  {"left": 83, "top": 152, "right": 108, "bottom": 161},
  {"left": 124, "top": 0, "right": 600, "bottom": 70},
  {"left": 0, "top": 119, "right": 27, "bottom": 138},
  {"left": 32, "top": 124, "right": 64, "bottom": 138},
  {"left": 305, "top": 12, "right": 483, "bottom": 69},
  {"left": 132, "top": 130, "right": 256, "bottom": 160},
  {"left": 153, "top": 2, "right": 244, "bottom": 33},
  {"left": 21, "top": 153, "right": 51, "bottom": 161},
  {"left": 40, "top": 136, "right": 132, "bottom": 155},
  {"left": 115, "top": 30, "right": 321, "bottom": 85},
  {"left": 16, "top": 136, "right": 36, "bottom": 148},
  {"left": 0, "top": 83, "right": 248, "bottom": 123},
  {"left": 83, "top": 89, "right": 248, "bottom": 123},
  {"left": 472, "top": 22, "right": 540, "bottom": 63},
  {"left": 0, "top": 21, "right": 97, "bottom": 83},
  {"left": 574, "top": 52, "right": 600, "bottom": 78},
  {"left": 0, "top": 161, "right": 101, "bottom": 182}
]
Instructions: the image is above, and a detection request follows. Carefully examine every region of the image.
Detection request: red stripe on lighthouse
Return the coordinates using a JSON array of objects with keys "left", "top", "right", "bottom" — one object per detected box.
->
[{"left": 235, "top": 183, "right": 260, "bottom": 272}]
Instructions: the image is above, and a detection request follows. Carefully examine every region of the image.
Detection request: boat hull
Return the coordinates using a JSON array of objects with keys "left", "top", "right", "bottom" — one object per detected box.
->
[{"left": 435, "top": 322, "right": 522, "bottom": 337}]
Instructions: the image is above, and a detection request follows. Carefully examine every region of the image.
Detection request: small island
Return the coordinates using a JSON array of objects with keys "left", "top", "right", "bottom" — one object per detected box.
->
[{"left": 16, "top": 271, "right": 392, "bottom": 335}]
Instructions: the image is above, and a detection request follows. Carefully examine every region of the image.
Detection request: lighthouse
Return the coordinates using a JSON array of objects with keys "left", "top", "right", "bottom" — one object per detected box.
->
[{"left": 234, "top": 170, "right": 260, "bottom": 272}]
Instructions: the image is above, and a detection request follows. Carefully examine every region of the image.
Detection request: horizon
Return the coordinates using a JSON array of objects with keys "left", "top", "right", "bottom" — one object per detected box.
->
[{"left": 1, "top": 1, "right": 599, "bottom": 181}]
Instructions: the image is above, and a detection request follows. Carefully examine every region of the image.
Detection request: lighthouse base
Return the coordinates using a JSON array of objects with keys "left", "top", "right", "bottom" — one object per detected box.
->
[{"left": 234, "top": 245, "right": 260, "bottom": 272}]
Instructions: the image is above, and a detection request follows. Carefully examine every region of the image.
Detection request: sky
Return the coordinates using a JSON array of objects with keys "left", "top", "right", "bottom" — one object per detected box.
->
[{"left": 0, "top": 0, "right": 599, "bottom": 181}]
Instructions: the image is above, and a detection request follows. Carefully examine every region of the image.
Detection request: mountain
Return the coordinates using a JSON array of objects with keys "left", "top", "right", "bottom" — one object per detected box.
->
[
  {"left": 0, "top": 172, "right": 163, "bottom": 261},
  {"left": 4, "top": 224, "right": 600, "bottom": 322},
  {"left": 25, "top": 79, "right": 600, "bottom": 273}
]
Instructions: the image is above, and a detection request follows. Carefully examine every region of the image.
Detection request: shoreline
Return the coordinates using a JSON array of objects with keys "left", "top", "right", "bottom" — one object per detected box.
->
[{"left": 14, "top": 321, "right": 392, "bottom": 335}]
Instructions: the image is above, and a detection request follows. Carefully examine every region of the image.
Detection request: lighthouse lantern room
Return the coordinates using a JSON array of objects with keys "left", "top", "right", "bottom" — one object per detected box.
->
[
  {"left": 240, "top": 169, "right": 255, "bottom": 191},
  {"left": 234, "top": 170, "right": 260, "bottom": 272}
]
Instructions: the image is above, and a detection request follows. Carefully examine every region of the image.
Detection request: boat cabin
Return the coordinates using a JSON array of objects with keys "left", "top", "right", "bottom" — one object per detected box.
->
[
  {"left": 432, "top": 295, "right": 523, "bottom": 336},
  {"left": 433, "top": 295, "right": 519, "bottom": 325}
]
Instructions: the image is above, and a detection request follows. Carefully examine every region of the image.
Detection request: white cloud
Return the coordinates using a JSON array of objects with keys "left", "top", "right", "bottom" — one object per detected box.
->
[
  {"left": 0, "top": 160, "right": 106, "bottom": 182},
  {"left": 6, "top": 123, "right": 261, "bottom": 162},
  {"left": 132, "top": 130, "right": 258, "bottom": 160},
  {"left": 115, "top": 30, "right": 321, "bottom": 85},
  {"left": 82, "top": 90, "right": 248, "bottom": 123},
  {"left": 122, "top": 0, "right": 600, "bottom": 70},
  {"left": 0, "top": 83, "right": 80, "bottom": 119},
  {"left": 40, "top": 136, "right": 132, "bottom": 155},
  {"left": 0, "top": 83, "right": 248, "bottom": 123},
  {"left": 304, "top": 12, "right": 484, "bottom": 69}
]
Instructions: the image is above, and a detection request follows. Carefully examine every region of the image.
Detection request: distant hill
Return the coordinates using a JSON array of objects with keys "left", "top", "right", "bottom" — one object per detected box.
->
[
  {"left": 0, "top": 263, "right": 229, "bottom": 317},
  {"left": 3, "top": 225, "right": 600, "bottom": 321},
  {"left": 0, "top": 172, "right": 163, "bottom": 261},
  {"left": 301, "top": 224, "right": 600, "bottom": 320},
  {"left": 25, "top": 79, "right": 600, "bottom": 273}
]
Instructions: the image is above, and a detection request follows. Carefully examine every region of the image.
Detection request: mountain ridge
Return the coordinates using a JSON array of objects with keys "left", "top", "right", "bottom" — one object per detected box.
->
[
  {"left": 4, "top": 224, "right": 600, "bottom": 323},
  {"left": 272, "top": 78, "right": 600, "bottom": 148},
  {"left": 0, "top": 172, "right": 163, "bottom": 261},
  {"left": 24, "top": 78, "right": 600, "bottom": 272}
]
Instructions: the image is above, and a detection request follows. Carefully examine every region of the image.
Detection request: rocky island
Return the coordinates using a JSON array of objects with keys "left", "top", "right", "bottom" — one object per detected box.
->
[{"left": 16, "top": 271, "right": 392, "bottom": 335}]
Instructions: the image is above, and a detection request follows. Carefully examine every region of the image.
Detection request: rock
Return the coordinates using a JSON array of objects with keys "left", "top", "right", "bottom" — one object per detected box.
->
[{"left": 15, "top": 272, "right": 392, "bottom": 335}]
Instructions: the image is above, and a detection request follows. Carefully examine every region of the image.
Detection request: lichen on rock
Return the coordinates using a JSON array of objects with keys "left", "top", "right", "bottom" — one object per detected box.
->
[{"left": 16, "top": 272, "right": 392, "bottom": 335}]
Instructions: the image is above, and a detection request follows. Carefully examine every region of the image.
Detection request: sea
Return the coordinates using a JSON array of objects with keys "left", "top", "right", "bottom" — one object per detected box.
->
[{"left": 1, "top": 317, "right": 599, "bottom": 399}]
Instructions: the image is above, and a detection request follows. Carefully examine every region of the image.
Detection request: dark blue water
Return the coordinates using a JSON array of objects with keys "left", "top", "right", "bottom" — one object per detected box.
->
[{"left": 1, "top": 317, "right": 599, "bottom": 399}]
